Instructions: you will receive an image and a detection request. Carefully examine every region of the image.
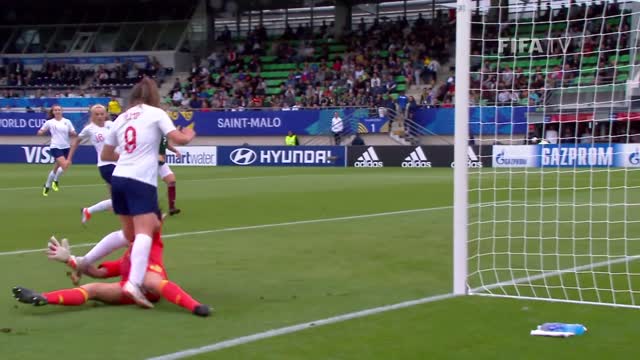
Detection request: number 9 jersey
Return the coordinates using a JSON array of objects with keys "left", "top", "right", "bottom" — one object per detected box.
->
[{"left": 105, "top": 104, "right": 176, "bottom": 187}]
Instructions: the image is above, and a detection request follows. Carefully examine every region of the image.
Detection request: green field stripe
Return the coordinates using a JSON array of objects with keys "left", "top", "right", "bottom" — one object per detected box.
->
[
  {"left": 147, "top": 293, "right": 457, "bottom": 360},
  {"left": 0, "top": 205, "right": 453, "bottom": 257}
]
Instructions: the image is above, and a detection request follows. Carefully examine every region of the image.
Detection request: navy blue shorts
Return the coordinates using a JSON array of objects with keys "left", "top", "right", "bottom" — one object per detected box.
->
[
  {"left": 98, "top": 164, "right": 116, "bottom": 185},
  {"left": 110, "top": 176, "right": 159, "bottom": 216},
  {"left": 50, "top": 147, "right": 70, "bottom": 159}
]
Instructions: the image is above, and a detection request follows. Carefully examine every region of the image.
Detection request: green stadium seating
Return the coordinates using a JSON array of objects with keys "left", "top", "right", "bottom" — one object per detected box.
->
[
  {"left": 328, "top": 44, "right": 347, "bottom": 53},
  {"left": 617, "top": 73, "right": 629, "bottom": 82},
  {"left": 260, "top": 71, "right": 291, "bottom": 79},
  {"left": 259, "top": 55, "right": 277, "bottom": 63},
  {"left": 394, "top": 76, "right": 406, "bottom": 84},
  {"left": 263, "top": 63, "right": 297, "bottom": 71},
  {"left": 265, "top": 79, "right": 282, "bottom": 87}
]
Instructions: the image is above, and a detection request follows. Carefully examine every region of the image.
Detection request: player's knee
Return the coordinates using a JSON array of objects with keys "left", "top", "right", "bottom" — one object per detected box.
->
[
  {"left": 143, "top": 272, "right": 164, "bottom": 295},
  {"left": 80, "top": 284, "right": 98, "bottom": 299},
  {"left": 59, "top": 159, "right": 69, "bottom": 170},
  {"left": 164, "top": 174, "right": 176, "bottom": 183}
]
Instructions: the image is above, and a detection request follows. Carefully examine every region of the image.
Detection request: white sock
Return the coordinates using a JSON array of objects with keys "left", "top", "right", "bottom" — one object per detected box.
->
[
  {"left": 128, "top": 234, "right": 152, "bottom": 287},
  {"left": 88, "top": 199, "right": 112, "bottom": 214},
  {"left": 82, "top": 230, "right": 129, "bottom": 264},
  {"left": 45, "top": 171, "right": 55, "bottom": 187},
  {"left": 54, "top": 167, "right": 64, "bottom": 181}
]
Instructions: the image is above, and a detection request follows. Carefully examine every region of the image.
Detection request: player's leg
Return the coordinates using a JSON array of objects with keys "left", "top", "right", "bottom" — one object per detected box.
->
[
  {"left": 52, "top": 149, "right": 70, "bottom": 191},
  {"left": 12, "top": 283, "right": 111, "bottom": 306},
  {"left": 159, "top": 163, "right": 179, "bottom": 215},
  {"left": 123, "top": 212, "right": 159, "bottom": 308},
  {"left": 43, "top": 162, "right": 59, "bottom": 196},
  {"left": 111, "top": 176, "right": 157, "bottom": 308},
  {"left": 77, "top": 230, "right": 129, "bottom": 268},
  {"left": 82, "top": 199, "right": 112, "bottom": 224},
  {"left": 83, "top": 166, "right": 115, "bottom": 223},
  {"left": 88, "top": 283, "right": 132, "bottom": 305},
  {"left": 143, "top": 271, "right": 211, "bottom": 317}
]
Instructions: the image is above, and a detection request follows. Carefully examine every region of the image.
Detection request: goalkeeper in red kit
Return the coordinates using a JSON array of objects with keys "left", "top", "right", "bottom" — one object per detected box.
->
[{"left": 12, "top": 215, "right": 210, "bottom": 317}]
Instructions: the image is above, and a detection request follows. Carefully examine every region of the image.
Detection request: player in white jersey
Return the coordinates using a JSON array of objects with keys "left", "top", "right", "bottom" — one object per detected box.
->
[
  {"left": 68, "top": 104, "right": 115, "bottom": 224},
  {"left": 37, "top": 105, "right": 77, "bottom": 196},
  {"left": 101, "top": 77, "right": 195, "bottom": 308}
]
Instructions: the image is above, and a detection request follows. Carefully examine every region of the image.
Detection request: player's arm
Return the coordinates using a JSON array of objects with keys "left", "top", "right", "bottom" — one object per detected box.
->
[
  {"left": 37, "top": 120, "right": 49, "bottom": 136},
  {"left": 166, "top": 141, "right": 181, "bottom": 157},
  {"left": 101, "top": 144, "right": 119, "bottom": 161},
  {"left": 95, "top": 260, "right": 122, "bottom": 278},
  {"left": 101, "top": 125, "right": 119, "bottom": 161},
  {"left": 68, "top": 129, "right": 87, "bottom": 163},
  {"left": 67, "top": 119, "right": 78, "bottom": 137},
  {"left": 67, "top": 137, "right": 81, "bottom": 162},
  {"left": 167, "top": 128, "right": 195, "bottom": 145},
  {"left": 47, "top": 237, "right": 114, "bottom": 280},
  {"left": 160, "top": 111, "right": 195, "bottom": 145}
]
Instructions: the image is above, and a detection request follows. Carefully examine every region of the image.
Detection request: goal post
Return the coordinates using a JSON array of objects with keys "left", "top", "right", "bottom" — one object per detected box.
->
[
  {"left": 453, "top": 0, "right": 472, "bottom": 296},
  {"left": 454, "top": 0, "right": 640, "bottom": 308}
]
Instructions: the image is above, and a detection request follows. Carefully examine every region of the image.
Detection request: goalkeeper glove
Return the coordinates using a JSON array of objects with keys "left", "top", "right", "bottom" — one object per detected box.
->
[
  {"left": 47, "top": 236, "right": 74, "bottom": 264},
  {"left": 47, "top": 236, "right": 83, "bottom": 285}
]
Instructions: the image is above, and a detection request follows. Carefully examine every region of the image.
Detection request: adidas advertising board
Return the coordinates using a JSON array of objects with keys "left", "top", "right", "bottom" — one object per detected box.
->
[
  {"left": 165, "top": 146, "right": 217, "bottom": 166},
  {"left": 347, "top": 146, "right": 472, "bottom": 167},
  {"left": 450, "top": 146, "right": 485, "bottom": 168},
  {"left": 217, "top": 146, "right": 346, "bottom": 167},
  {"left": 402, "top": 146, "right": 432, "bottom": 167},
  {"left": 354, "top": 147, "right": 384, "bottom": 167}
]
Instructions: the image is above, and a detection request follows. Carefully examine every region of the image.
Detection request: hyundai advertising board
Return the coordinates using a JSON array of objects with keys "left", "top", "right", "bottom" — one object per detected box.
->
[{"left": 217, "top": 146, "right": 346, "bottom": 167}]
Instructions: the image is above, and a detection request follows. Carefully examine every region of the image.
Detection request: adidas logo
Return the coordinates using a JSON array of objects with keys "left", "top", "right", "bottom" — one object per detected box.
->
[
  {"left": 354, "top": 147, "right": 383, "bottom": 167},
  {"left": 450, "top": 146, "right": 484, "bottom": 168},
  {"left": 402, "top": 147, "right": 432, "bottom": 168}
]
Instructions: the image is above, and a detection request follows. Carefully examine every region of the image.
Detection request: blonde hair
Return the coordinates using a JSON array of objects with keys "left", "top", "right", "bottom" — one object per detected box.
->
[
  {"left": 88, "top": 104, "right": 107, "bottom": 125},
  {"left": 89, "top": 104, "right": 106, "bottom": 114}
]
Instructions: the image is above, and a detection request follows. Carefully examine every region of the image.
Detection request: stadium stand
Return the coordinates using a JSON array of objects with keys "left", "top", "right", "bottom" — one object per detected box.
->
[
  {"left": 472, "top": 1, "right": 633, "bottom": 106},
  {"left": 167, "top": 12, "right": 455, "bottom": 111}
]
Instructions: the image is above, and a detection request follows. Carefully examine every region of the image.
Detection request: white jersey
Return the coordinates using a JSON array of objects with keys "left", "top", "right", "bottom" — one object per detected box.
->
[
  {"left": 78, "top": 121, "right": 116, "bottom": 167},
  {"left": 40, "top": 118, "right": 75, "bottom": 149},
  {"left": 105, "top": 104, "right": 176, "bottom": 187}
]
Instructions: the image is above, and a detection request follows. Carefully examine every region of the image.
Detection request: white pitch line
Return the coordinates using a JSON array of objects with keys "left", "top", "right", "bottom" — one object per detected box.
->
[
  {"left": 470, "top": 255, "right": 640, "bottom": 294},
  {"left": 0, "top": 172, "right": 445, "bottom": 192},
  {"left": 146, "top": 248, "right": 640, "bottom": 360},
  {"left": 0, "top": 201, "right": 515, "bottom": 257},
  {"left": 161, "top": 205, "right": 453, "bottom": 239},
  {"left": 0, "top": 174, "right": 302, "bottom": 192},
  {"left": 146, "top": 292, "right": 458, "bottom": 360},
  {"left": 0, "top": 205, "right": 455, "bottom": 257}
]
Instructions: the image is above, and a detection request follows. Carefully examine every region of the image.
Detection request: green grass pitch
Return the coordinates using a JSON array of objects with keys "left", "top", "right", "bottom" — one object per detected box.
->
[{"left": 0, "top": 164, "right": 639, "bottom": 359}]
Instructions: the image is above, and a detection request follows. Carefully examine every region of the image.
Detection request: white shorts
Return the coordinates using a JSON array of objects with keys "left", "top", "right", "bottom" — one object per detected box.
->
[{"left": 158, "top": 163, "right": 174, "bottom": 179}]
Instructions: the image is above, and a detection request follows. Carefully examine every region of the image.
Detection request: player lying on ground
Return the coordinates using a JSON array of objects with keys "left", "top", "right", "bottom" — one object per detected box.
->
[{"left": 12, "top": 233, "right": 211, "bottom": 317}]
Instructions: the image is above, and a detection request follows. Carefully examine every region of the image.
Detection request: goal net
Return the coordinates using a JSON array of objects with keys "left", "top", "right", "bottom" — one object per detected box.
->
[{"left": 456, "top": 0, "right": 640, "bottom": 308}]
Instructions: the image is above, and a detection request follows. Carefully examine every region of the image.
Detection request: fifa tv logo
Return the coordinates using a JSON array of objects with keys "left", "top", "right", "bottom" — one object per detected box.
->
[{"left": 498, "top": 38, "right": 571, "bottom": 55}]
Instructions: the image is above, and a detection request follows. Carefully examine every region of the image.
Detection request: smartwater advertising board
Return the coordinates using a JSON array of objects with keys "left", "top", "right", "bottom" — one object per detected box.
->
[{"left": 165, "top": 146, "right": 217, "bottom": 166}]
